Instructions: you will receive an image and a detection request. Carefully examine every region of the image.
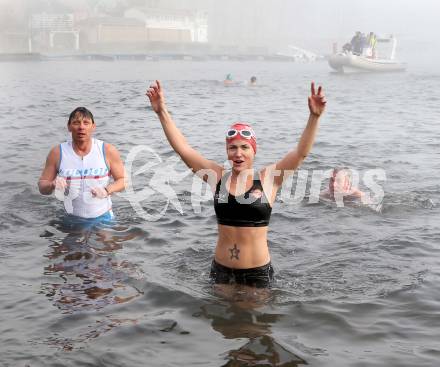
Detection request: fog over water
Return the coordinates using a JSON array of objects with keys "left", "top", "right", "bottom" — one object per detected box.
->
[{"left": 1, "top": 0, "right": 440, "bottom": 56}]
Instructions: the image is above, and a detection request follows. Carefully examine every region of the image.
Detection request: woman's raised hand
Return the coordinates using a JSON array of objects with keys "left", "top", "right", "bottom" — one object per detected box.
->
[{"left": 308, "top": 82, "right": 327, "bottom": 117}]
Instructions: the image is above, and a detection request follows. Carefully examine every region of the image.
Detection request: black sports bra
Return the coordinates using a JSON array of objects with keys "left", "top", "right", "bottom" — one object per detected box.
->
[{"left": 213, "top": 173, "right": 272, "bottom": 227}]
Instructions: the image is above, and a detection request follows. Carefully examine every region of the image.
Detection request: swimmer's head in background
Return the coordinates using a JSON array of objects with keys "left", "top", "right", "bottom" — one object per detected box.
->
[
  {"left": 226, "top": 122, "right": 257, "bottom": 154},
  {"left": 250, "top": 76, "right": 257, "bottom": 83},
  {"left": 68, "top": 107, "right": 95, "bottom": 125},
  {"left": 332, "top": 167, "right": 352, "bottom": 179},
  {"left": 330, "top": 167, "right": 353, "bottom": 191},
  {"left": 225, "top": 73, "right": 233, "bottom": 81}
]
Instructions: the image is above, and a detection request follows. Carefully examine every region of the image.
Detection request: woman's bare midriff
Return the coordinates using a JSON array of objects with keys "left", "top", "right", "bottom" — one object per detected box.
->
[{"left": 214, "top": 224, "right": 271, "bottom": 269}]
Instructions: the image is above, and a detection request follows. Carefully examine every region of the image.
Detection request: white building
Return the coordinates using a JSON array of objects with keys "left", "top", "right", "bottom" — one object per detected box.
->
[
  {"left": 124, "top": 8, "right": 208, "bottom": 43},
  {"left": 31, "top": 13, "right": 75, "bottom": 31},
  {"left": 30, "top": 13, "right": 79, "bottom": 50}
]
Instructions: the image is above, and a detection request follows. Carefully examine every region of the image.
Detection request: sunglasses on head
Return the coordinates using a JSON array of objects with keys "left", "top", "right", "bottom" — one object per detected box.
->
[{"left": 226, "top": 128, "right": 254, "bottom": 139}]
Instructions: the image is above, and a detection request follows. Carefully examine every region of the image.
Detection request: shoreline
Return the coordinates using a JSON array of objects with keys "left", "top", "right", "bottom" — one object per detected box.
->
[{"left": 0, "top": 52, "right": 327, "bottom": 62}]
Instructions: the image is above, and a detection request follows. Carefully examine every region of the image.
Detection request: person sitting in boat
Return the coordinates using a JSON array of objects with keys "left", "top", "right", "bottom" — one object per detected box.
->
[
  {"left": 320, "top": 167, "right": 366, "bottom": 206},
  {"left": 342, "top": 42, "right": 352, "bottom": 53}
]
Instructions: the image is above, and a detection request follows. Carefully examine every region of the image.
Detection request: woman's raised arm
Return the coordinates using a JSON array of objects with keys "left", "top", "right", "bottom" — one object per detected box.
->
[
  {"left": 146, "top": 80, "right": 223, "bottom": 184},
  {"left": 268, "top": 82, "right": 327, "bottom": 188}
]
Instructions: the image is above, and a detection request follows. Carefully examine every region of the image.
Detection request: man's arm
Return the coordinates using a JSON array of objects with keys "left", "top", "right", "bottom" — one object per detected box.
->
[
  {"left": 38, "top": 146, "right": 62, "bottom": 195},
  {"left": 350, "top": 188, "right": 364, "bottom": 199},
  {"left": 105, "top": 143, "right": 126, "bottom": 195},
  {"left": 320, "top": 188, "right": 331, "bottom": 199}
]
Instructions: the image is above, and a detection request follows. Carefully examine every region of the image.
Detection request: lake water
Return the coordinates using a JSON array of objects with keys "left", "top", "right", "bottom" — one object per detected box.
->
[{"left": 0, "top": 58, "right": 439, "bottom": 366}]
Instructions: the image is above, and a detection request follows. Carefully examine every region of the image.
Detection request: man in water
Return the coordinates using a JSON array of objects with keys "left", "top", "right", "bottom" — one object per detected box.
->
[
  {"left": 320, "top": 167, "right": 366, "bottom": 205},
  {"left": 38, "top": 107, "right": 125, "bottom": 221}
]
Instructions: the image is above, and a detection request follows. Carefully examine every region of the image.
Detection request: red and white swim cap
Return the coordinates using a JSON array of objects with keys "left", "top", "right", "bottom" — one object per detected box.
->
[{"left": 225, "top": 122, "right": 257, "bottom": 154}]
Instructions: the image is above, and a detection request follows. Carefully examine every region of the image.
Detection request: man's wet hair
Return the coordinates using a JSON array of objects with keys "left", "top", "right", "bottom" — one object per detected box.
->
[{"left": 68, "top": 107, "right": 95, "bottom": 124}]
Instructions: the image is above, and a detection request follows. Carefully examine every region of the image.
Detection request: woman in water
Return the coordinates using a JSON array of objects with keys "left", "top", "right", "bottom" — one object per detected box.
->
[{"left": 146, "top": 80, "right": 326, "bottom": 288}]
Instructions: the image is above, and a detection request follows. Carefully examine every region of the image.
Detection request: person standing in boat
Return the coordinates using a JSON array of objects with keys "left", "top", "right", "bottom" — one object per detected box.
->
[
  {"left": 350, "top": 31, "right": 362, "bottom": 55},
  {"left": 145, "top": 80, "right": 326, "bottom": 288},
  {"left": 368, "top": 32, "right": 377, "bottom": 59}
]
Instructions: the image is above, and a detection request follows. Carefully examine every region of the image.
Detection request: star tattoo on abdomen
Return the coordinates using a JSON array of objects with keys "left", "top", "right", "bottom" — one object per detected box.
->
[{"left": 229, "top": 244, "right": 240, "bottom": 260}]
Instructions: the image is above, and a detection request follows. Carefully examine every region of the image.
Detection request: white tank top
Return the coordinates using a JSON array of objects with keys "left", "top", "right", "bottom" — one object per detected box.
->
[{"left": 58, "top": 138, "right": 112, "bottom": 218}]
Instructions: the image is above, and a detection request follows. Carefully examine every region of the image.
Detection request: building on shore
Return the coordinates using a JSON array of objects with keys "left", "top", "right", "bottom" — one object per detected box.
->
[
  {"left": 78, "top": 16, "right": 147, "bottom": 52},
  {"left": 0, "top": 31, "right": 30, "bottom": 53},
  {"left": 1, "top": 4, "right": 209, "bottom": 55},
  {"left": 124, "top": 7, "right": 208, "bottom": 43},
  {"left": 30, "top": 13, "right": 79, "bottom": 52},
  {"left": 77, "top": 7, "right": 208, "bottom": 54}
]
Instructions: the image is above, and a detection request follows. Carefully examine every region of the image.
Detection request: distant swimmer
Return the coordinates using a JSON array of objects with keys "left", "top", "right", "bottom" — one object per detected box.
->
[
  {"left": 38, "top": 107, "right": 125, "bottom": 222},
  {"left": 146, "top": 80, "right": 326, "bottom": 288},
  {"left": 320, "top": 167, "right": 366, "bottom": 204},
  {"left": 224, "top": 73, "right": 234, "bottom": 85},
  {"left": 249, "top": 76, "right": 257, "bottom": 86}
]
